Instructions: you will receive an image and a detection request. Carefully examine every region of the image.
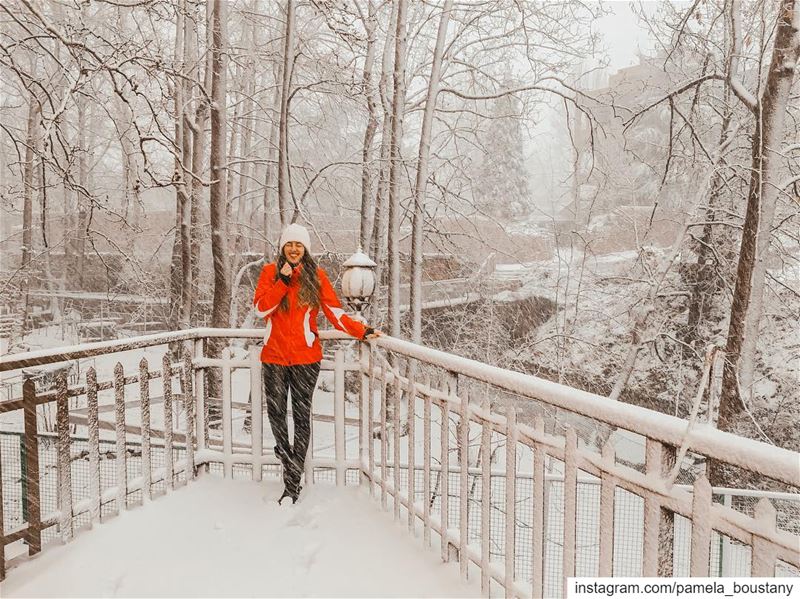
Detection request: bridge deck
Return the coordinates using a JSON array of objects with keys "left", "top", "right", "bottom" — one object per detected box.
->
[{"left": 4, "top": 477, "right": 479, "bottom": 598}]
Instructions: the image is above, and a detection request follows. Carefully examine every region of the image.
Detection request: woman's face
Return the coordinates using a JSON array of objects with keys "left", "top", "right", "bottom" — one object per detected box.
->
[{"left": 283, "top": 241, "right": 305, "bottom": 265}]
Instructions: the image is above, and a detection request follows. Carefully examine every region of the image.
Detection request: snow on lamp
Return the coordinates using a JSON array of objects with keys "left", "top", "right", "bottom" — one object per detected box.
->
[{"left": 341, "top": 247, "right": 377, "bottom": 319}]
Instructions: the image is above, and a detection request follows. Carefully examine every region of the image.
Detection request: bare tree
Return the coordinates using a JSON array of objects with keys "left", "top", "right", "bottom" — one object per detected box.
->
[
  {"left": 719, "top": 0, "right": 800, "bottom": 431},
  {"left": 410, "top": 0, "right": 453, "bottom": 343},
  {"left": 277, "top": 0, "right": 297, "bottom": 226},
  {"left": 208, "top": 0, "right": 231, "bottom": 348},
  {"left": 387, "top": 0, "right": 408, "bottom": 338}
]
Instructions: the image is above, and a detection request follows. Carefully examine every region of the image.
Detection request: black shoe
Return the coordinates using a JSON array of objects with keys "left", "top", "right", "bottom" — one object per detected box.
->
[{"left": 278, "top": 489, "right": 296, "bottom": 505}]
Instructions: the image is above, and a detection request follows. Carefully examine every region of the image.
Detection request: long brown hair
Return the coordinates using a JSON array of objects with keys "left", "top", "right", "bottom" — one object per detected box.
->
[{"left": 275, "top": 250, "right": 320, "bottom": 311}]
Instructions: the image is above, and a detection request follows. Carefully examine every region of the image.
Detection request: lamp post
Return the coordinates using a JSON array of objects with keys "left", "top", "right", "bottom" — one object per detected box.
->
[{"left": 341, "top": 247, "right": 377, "bottom": 322}]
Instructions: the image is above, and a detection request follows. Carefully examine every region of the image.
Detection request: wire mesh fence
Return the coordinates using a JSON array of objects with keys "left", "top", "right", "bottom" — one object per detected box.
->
[
  {"left": 1, "top": 430, "right": 188, "bottom": 543},
  {"left": 376, "top": 463, "right": 800, "bottom": 597}
]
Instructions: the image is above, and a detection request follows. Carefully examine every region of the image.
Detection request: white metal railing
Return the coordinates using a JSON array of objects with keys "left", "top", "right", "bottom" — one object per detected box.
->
[{"left": 0, "top": 328, "right": 798, "bottom": 598}]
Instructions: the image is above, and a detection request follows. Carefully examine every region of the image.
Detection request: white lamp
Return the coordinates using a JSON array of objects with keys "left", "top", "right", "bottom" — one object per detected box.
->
[{"left": 341, "top": 247, "right": 377, "bottom": 320}]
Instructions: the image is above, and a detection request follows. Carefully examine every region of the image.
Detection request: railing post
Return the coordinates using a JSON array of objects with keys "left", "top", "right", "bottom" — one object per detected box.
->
[
  {"left": 334, "top": 349, "right": 346, "bottom": 487},
  {"left": 407, "top": 360, "right": 417, "bottom": 536},
  {"left": 658, "top": 444, "right": 677, "bottom": 577},
  {"left": 531, "top": 417, "right": 546, "bottom": 599},
  {"left": 751, "top": 498, "right": 778, "bottom": 576},
  {"left": 221, "top": 347, "right": 233, "bottom": 478},
  {"left": 359, "top": 343, "right": 369, "bottom": 487},
  {"left": 643, "top": 439, "right": 663, "bottom": 576},
  {"left": 193, "top": 339, "right": 205, "bottom": 474},
  {"left": 249, "top": 345, "right": 263, "bottom": 482},
  {"left": 87, "top": 367, "right": 101, "bottom": 523},
  {"left": 183, "top": 348, "right": 195, "bottom": 480},
  {"left": 56, "top": 370, "right": 73, "bottom": 542},
  {"left": 690, "top": 475, "right": 712, "bottom": 576},
  {"left": 505, "top": 406, "right": 518, "bottom": 598},
  {"left": 114, "top": 362, "right": 128, "bottom": 511},
  {"left": 440, "top": 376, "right": 450, "bottom": 564},
  {"left": 139, "top": 357, "right": 152, "bottom": 502},
  {"left": 22, "top": 377, "right": 41, "bottom": 555},
  {"left": 598, "top": 441, "right": 616, "bottom": 577},
  {"left": 392, "top": 360, "right": 402, "bottom": 520},
  {"left": 0, "top": 427, "right": 4, "bottom": 581},
  {"left": 480, "top": 396, "right": 491, "bottom": 596},
  {"left": 163, "top": 354, "right": 174, "bottom": 490},
  {"left": 380, "top": 362, "right": 388, "bottom": 510},
  {"left": 423, "top": 372, "right": 432, "bottom": 548},
  {"left": 458, "top": 385, "right": 469, "bottom": 582},
  {"left": 367, "top": 345, "right": 376, "bottom": 496},
  {"left": 562, "top": 427, "right": 577, "bottom": 596},
  {"left": 720, "top": 494, "right": 732, "bottom": 576}
]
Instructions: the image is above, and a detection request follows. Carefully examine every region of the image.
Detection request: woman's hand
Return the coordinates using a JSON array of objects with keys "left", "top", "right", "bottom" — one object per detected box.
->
[
  {"left": 364, "top": 329, "right": 383, "bottom": 340},
  {"left": 280, "top": 262, "right": 293, "bottom": 277}
]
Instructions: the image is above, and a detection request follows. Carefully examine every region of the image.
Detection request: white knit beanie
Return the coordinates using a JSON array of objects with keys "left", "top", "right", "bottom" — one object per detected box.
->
[{"left": 279, "top": 223, "right": 311, "bottom": 252}]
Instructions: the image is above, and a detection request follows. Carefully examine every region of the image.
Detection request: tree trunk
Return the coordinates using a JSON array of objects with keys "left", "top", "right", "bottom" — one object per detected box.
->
[
  {"left": 410, "top": 0, "right": 452, "bottom": 343},
  {"left": 16, "top": 94, "right": 38, "bottom": 340},
  {"left": 685, "top": 113, "right": 732, "bottom": 344},
  {"left": 387, "top": 0, "right": 407, "bottom": 337},
  {"left": 368, "top": 0, "right": 399, "bottom": 322},
  {"left": 260, "top": 59, "right": 283, "bottom": 256},
  {"left": 233, "top": 10, "right": 256, "bottom": 262},
  {"left": 359, "top": 0, "right": 378, "bottom": 252},
  {"left": 277, "top": 0, "right": 296, "bottom": 227},
  {"left": 178, "top": 0, "right": 193, "bottom": 329},
  {"left": 189, "top": 0, "right": 213, "bottom": 323},
  {"left": 719, "top": 0, "right": 800, "bottom": 431},
  {"left": 170, "top": 0, "right": 188, "bottom": 330},
  {"left": 74, "top": 97, "right": 90, "bottom": 290}
]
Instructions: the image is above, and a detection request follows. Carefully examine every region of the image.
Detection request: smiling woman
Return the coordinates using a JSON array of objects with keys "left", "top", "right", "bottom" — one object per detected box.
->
[{"left": 252, "top": 223, "right": 382, "bottom": 504}]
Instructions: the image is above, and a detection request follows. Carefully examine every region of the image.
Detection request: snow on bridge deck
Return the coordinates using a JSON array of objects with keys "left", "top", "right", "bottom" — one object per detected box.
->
[{"left": 4, "top": 477, "right": 479, "bottom": 598}]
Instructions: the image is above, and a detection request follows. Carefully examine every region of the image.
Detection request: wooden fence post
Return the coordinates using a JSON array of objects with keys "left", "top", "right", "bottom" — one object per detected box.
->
[
  {"left": 598, "top": 441, "right": 616, "bottom": 577},
  {"left": 505, "top": 406, "right": 518, "bottom": 598},
  {"left": 139, "top": 357, "right": 152, "bottom": 502},
  {"left": 690, "top": 475, "right": 712, "bottom": 577},
  {"left": 183, "top": 348, "right": 195, "bottom": 480},
  {"left": 531, "top": 417, "right": 546, "bottom": 599},
  {"left": 440, "top": 378, "right": 451, "bottom": 564},
  {"left": 480, "top": 396, "right": 491, "bottom": 596},
  {"left": 562, "top": 428, "right": 578, "bottom": 597},
  {"left": 114, "top": 362, "right": 128, "bottom": 511},
  {"left": 751, "top": 498, "right": 778, "bottom": 576},
  {"left": 22, "top": 377, "right": 41, "bottom": 555},
  {"left": 87, "top": 367, "right": 100, "bottom": 523},
  {"left": 406, "top": 360, "right": 417, "bottom": 535},
  {"left": 163, "top": 354, "right": 174, "bottom": 489},
  {"left": 249, "top": 345, "right": 263, "bottom": 482},
  {"left": 56, "top": 370, "right": 73, "bottom": 542},
  {"left": 334, "top": 349, "right": 346, "bottom": 487},
  {"left": 658, "top": 444, "right": 677, "bottom": 577},
  {"left": 0, "top": 421, "right": 6, "bottom": 580},
  {"left": 221, "top": 347, "right": 232, "bottom": 479}
]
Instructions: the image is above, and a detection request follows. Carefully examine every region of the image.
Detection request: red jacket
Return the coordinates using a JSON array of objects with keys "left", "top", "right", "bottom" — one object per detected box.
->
[{"left": 252, "top": 262, "right": 367, "bottom": 365}]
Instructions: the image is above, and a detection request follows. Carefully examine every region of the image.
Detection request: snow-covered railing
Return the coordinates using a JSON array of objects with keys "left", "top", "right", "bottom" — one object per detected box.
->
[
  {"left": 362, "top": 337, "right": 800, "bottom": 597},
  {"left": 0, "top": 328, "right": 360, "bottom": 581},
  {"left": 1, "top": 328, "right": 798, "bottom": 596}
]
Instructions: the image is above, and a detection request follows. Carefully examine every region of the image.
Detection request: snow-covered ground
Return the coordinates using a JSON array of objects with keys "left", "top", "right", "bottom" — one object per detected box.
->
[{"left": 3, "top": 476, "right": 480, "bottom": 598}]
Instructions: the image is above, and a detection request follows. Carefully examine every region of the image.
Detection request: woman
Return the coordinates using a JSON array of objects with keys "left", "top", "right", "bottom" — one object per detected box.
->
[{"left": 253, "top": 223, "right": 381, "bottom": 504}]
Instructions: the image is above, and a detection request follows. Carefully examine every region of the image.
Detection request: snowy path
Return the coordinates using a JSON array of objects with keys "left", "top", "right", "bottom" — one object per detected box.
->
[{"left": 3, "top": 477, "right": 479, "bottom": 598}]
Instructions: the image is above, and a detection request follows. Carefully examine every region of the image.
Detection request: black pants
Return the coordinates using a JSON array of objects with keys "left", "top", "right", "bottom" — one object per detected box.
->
[{"left": 262, "top": 361, "right": 321, "bottom": 485}]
